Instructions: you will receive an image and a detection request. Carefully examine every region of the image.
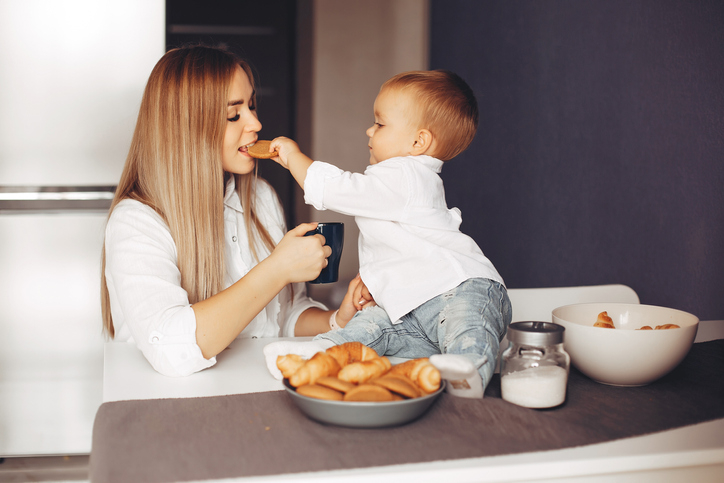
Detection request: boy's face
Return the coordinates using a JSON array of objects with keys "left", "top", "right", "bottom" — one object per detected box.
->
[{"left": 365, "top": 87, "right": 420, "bottom": 165}]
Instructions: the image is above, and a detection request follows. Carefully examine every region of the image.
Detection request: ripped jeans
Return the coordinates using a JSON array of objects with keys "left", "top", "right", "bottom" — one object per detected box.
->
[{"left": 315, "top": 278, "right": 512, "bottom": 389}]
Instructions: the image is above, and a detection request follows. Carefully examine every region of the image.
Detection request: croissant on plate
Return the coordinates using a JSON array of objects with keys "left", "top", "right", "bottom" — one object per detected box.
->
[
  {"left": 337, "top": 357, "right": 391, "bottom": 384},
  {"left": 288, "top": 352, "right": 341, "bottom": 387},
  {"left": 279, "top": 341, "right": 443, "bottom": 400},
  {"left": 325, "top": 341, "right": 379, "bottom": 367},
  {"left": 388, "top": 357, "right": 441, "bottom": 393},
  {"left": 277, "top": 353, "right": 306, "bottom": 380}
]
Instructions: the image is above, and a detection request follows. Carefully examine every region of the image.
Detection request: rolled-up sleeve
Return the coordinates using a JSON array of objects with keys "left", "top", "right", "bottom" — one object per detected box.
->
[
  {"left": 105, "top": 201, "right": 215, "bottom": 377},
  {"left": 278, "top": 282, "right": 328, "bottom": 337},
  {"left": 303, "top": 161, "right": 345, "bottom": 210}
]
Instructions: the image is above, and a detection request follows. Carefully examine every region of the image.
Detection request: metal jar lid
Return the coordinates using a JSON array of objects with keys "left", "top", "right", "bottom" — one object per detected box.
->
[{"left": 507, "top": 321, "right": 565, "bottom": 346}]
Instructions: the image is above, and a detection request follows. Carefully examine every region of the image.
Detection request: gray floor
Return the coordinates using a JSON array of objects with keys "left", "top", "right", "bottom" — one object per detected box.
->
[{"left": 0, "top": 456, "right": 89, "bottom": 482}]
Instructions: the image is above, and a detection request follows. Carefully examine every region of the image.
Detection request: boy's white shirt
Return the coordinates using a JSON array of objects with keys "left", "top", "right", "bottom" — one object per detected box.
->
[
  {"left": 104, "top": 176, "right": 326, "bottom": 377},
  {"left": 304, "top": 154, "right": 504, "bottom": 323}
]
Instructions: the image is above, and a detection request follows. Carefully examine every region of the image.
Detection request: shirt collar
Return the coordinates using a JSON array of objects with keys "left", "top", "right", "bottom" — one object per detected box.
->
[
  {"left": 223, "top": 175, "right": 244, "bottom": 213},
  {"left": 415, "top": 155, "right": 444, "bottom": 173},
  {"left": 373, "top": 155, "right": 444, "bottom": 173}
]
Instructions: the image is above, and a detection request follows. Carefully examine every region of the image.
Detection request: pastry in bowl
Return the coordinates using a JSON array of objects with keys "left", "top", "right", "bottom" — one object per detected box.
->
[
  {"left": 279, "top": 342, "right": 445, "bottom": 427},
  {"left": 279, "top": 342, "right": 441, "bottom": 401}
]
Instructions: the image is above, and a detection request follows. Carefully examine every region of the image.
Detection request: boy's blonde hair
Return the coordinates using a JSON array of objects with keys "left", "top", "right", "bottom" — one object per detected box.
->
[
  {"left": 382, "top": 70, "right": 479, "bottom": 161},
  {"left": 101, "top": 45, "right": 275, "bottom": 338}
]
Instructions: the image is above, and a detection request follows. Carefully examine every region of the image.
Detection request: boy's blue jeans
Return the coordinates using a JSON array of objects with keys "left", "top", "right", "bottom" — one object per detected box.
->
[{"left": 315, "top": 278, "right": 512, "bottom": 389}]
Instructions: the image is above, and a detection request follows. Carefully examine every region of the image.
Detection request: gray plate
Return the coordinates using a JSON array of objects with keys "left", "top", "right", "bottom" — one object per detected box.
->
[{"left": 283, "top": 379, "right": 445, "bottom": 428}]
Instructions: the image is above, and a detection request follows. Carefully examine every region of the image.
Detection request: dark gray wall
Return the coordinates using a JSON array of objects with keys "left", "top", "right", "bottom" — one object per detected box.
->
[{"left": 430, "top": 0, "right": 723, "bottom": 320}]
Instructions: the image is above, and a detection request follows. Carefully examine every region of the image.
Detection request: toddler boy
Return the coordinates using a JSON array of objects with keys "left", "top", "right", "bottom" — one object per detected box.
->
[{"left": 264, "top": 70, "right": 511, "bottom": 397}]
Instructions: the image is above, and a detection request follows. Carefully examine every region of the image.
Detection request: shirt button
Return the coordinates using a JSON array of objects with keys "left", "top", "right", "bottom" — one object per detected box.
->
[
  {"left": 252, "top": 336, "right": 257, "bottom": 339},
  {"left": 232, "top": 235, "right": 238, "bottom": 242},
  {"left": 151, "top": 336, "right": 160, "bottom": 343}
]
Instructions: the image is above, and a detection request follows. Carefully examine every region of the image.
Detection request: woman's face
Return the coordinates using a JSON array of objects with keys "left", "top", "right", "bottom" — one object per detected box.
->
[{"left": 222, "top": 66, "right": 262, "bottom": 174}]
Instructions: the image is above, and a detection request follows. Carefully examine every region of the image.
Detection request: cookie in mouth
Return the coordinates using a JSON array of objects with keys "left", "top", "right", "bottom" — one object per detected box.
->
[{"left": 247, "top": 140, "right": 278, "bottom": 159}]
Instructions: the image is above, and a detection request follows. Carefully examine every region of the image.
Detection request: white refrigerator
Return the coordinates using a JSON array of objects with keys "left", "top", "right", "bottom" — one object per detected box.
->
[{"left": 0, "top": 0, "right": 164, "bottom": 456}]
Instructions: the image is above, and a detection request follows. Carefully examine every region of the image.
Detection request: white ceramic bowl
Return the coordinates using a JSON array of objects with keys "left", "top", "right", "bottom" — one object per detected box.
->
[{"left": 552, "top": 303, "right": 699, "bottom": 386}]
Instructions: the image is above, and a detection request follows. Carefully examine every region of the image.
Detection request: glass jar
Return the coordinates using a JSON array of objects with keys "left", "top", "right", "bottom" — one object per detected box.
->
[{"left": 500, "top": 321, "right": 570, "bottom": 409}]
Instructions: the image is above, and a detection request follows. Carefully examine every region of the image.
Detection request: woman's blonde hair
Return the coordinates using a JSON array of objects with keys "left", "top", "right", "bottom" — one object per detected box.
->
[
  {"left": 381, "top": 70, "right": 479, "bottom": 161},
  {"left": 101, "top": 45, "right": 275, "bottom": 338}
]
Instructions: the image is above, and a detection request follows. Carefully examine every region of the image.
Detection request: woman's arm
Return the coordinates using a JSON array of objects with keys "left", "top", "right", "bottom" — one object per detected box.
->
[
  {"left": 293, "top": 306, "right": 333, "bottom": 337},
  {"left": 192, "top": 222, "right": 331, "bottom": 359},
  {"left": 293, "top": 274, "right": 370, "bottom": 336}
]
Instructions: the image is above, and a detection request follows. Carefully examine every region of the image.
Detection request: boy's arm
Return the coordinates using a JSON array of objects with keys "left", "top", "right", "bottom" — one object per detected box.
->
[
  {"left": 270, "top": 137, "right": 314, "bottom": 188},
  {"left": 272, "top": 137, "right": 408, "bottom": 221},
  {"left": 286, "top": 151, "right": 314, "bottom": 188}
]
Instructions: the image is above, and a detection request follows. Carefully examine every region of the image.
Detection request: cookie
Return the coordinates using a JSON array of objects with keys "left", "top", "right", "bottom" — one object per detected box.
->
[
  {"left": 371, "top": 374, "right": 421, "bottom": 399},
  {"left": 343, "top": 384, "right": 394, "bottom": 402},
  {"left": 247, "top": 140, "right": 278, "bottom": 159},
  {"left": 315, "top": 376, "right": 356, "bottom": 394},
  {"left": 655, "top": 324, "right": 680, "bottom": 330},
  {"left": 296, "top": 384, "right": 344, "bottom": 401}
]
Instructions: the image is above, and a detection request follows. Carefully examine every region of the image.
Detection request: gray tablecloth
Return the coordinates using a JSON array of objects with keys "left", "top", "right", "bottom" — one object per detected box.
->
[{"left": 90, "top": 339, "right": 724, "bottom": 483}]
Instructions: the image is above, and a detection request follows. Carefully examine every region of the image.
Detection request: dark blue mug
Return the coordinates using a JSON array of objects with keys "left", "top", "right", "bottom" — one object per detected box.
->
[{"left": 304, "top": 222, "right": 344, "bottom": 283}]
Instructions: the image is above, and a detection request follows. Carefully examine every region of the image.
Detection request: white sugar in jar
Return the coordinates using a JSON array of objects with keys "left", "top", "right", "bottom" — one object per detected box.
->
[
  {"left": 501, "top": 365, "right": 568, "bottom": 408},
  {"left": 500, "top": 322, "right": 570, "bottom": 409}
]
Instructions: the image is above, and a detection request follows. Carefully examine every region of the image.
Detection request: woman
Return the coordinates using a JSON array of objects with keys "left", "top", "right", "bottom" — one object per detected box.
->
[{"left": 101, "top": 45, "right": 359, "bottom": 377}]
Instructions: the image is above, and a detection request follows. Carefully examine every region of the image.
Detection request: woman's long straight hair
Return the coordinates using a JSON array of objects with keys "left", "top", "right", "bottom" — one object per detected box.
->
[{"left": 101, "top": 45, "right": 275, "bottom": 338}]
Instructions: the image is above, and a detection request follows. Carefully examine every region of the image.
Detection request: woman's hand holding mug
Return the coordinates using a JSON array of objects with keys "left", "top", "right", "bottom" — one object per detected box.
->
[{"left": 271, "top": 223, "right": 331, "bottom": 284}]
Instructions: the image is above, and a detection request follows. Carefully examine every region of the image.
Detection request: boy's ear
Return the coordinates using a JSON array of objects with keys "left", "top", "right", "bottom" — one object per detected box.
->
[{"left": 411, "top": 129, "right": 434, "bottom": 156}]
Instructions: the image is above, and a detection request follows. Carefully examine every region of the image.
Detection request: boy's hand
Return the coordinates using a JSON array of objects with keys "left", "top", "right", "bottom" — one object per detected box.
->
[
  {"left": 352, "top": 276, "right": 376, "bottom": 311},
  {"left": 270, "top": 136, "right": 302, "bottom": 169},
  {"left": 269, "top": 136, "right": 315, "bottom": 188},
  {"left": 336, "top": 274, "right": 361, "bottom": 328},
  {"left": 335, "top": 274, "right": 376, "bottom": 329}
]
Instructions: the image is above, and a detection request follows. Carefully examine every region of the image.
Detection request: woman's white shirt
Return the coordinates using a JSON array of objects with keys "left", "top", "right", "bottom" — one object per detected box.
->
[{"left": 104, "top": 177, "right": 326, "bottom": 377}]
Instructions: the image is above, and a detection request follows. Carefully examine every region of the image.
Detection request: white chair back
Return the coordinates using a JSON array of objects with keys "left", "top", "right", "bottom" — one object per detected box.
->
[{"left": 507, "top": 284, "right": 639, "bottom": 323}]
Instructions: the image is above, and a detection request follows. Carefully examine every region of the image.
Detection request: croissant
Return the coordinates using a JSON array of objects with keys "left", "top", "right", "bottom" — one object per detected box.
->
[
  {"left": 338, "top": 357, "right": 391, "bottom": 384},
  {"left": 415, "top": 363, "right": 442, "bottom": 393},
  {"left": 276, "top": 353, "right": 307, "bottom": 379},
  {"left": 389, "top": 357, "right": 427, "bottom": 378},
  {"left": 325, "top": 341, "right": 380, "bottom": 367},
  {"left": 289, "top": 352, "right": 341, "bottom": 387},
  {"left": 594, "top": 311, "right": 615, "bottom": 329},
  {"left": 389, "top": 357, "right": 441, "bottom": 393}
]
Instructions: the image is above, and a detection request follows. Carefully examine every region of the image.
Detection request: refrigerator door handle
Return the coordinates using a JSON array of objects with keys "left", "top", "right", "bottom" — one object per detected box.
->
[{"left": 0, "top": 185, "right": 116, "bottom": 212}]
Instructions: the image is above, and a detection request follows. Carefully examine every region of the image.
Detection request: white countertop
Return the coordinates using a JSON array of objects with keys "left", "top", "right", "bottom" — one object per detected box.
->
[
  {"left": 99, "top": 320, "right": 724, "bottom": 483},
  {"left": 104, "top": 319, "right": 724, "bottom": 403},
  {"left": 103, "top": 337, "right": 289, "bottom": 403}
]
